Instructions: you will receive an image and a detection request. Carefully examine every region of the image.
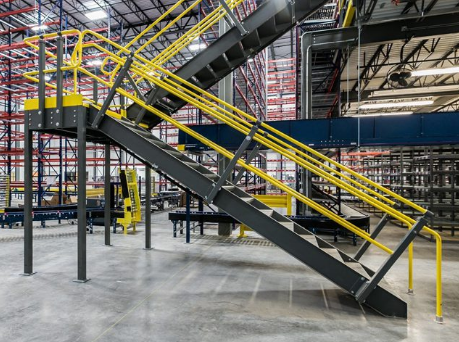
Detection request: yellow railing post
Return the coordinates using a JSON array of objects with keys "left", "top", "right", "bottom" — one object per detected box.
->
[{"left": 408, "top": 242, "right": 414, "bottom": 294}]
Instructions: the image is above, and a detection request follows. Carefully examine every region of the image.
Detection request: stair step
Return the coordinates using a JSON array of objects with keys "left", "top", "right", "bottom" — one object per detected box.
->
[
  {"left": 257, "top": 17, "right": 277, "bottom": 38},
  {"left": 300, "top": 234, "right": 319, "bottom": 246},
  {"left": 168, "top": 150, "right": 184, "bottom": 159},
  {"left": 346, "top": 262, "right": 370, "bottom": 278},
  {"left": 323, "top": 248, "right": 343, "bottom": 261},
  {"left": 184, "top": 162, "right": 200, "bottom": 169},
  {"left": 225, "top": 43, "right": 246, "bottom": 62},
  {"left": 203, "top": 173, "right": 219, "bottom": 180},
  {"left": 259, "top": 209, "right": 274, "bottom": 217},
  {"left": 280, "top": 221, "right": 295, "bottom": 230},
  {"left": 241, "top": 30, "right": 261, "bottom": 51},
  {"left": 133, "top": 129, "right": 152, "bottom": 138},
  {"left": 241, "top": 197, "right": 255, "bottom": 203},
  {"left": 274, "top": 6, "right": 294, "bottom": 26},
  {"left": 195, "top": 66, "right": 215, "bottom": 83},
  {"left": 210, "top": 55, "right": 230, "bottom": 74},
  {"left": 149, "top": 139, "right": 168, "bottom": 148}
]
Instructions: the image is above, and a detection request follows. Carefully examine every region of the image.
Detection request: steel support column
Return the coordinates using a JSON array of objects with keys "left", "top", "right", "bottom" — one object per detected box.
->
[
  {"left": 104, "top": 144, "right": 112, "bottom": 246},
  {"left": 185, "top": 191, "right": 191, "bottom": 243},
  {"left": 198, "top": 198, "right": 204, "bottom": 235},
  {"left": 144, "top": 166, "right": 152, "bottom": 249},
  {"left": 23, "top": 111, "right": 35, "bottom": 276},
  {"left": 75, "top": 110, "right": 89, "bottom": 282},
  {"left": 300, "top": 33, "right": 313, "bottom": 214},
  {"left": 217, "top": 17, "right": 234, "bottom": 236}
]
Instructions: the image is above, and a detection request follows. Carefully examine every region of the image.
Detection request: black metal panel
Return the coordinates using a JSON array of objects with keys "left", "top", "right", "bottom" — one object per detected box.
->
[
  {"left": 28, "top": 106, "right": 81, "bottom": 131},
  {"left": 309, "top": 10, "right": 459, "bottom": 51}
]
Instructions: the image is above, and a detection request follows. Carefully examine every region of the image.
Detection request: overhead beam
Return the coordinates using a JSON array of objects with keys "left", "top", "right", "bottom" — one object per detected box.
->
[
  {"left": 180, "top": 112, "right": 459, "bottom": 149},
  {"left": 0, "top": 6, "right": 37, "bottom": 18},
  {"left": 345, "top": 86, "right": 459, "bottom": 102},
  {"left": 309, "top": 9, "right": 459, "bottom": 50}
]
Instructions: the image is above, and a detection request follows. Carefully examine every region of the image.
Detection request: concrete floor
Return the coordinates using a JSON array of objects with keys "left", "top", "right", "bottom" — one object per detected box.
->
[{"left": 0, "top": 211, "right": 458, "bottom": 342}]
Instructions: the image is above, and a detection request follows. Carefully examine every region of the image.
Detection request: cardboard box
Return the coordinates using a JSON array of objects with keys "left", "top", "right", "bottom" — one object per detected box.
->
[{"left": 40, "top": 193, "right": 68, "bottom": 206}]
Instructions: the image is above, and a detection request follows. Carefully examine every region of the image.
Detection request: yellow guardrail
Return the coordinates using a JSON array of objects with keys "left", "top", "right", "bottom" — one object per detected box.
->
[{"left": 22, "top": 16, "right": 443, "bottom": 321}]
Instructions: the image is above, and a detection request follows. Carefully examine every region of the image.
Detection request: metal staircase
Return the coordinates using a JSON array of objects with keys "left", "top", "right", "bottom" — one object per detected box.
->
[
  {"left": 127, "top": 0, "right": 329, "bottom": 128},
  {"left": 90, "top": 108, "right": 407, "bottom": 317},
  {"left": 20, "top": 0, "right": 443, "bottom": 322}
]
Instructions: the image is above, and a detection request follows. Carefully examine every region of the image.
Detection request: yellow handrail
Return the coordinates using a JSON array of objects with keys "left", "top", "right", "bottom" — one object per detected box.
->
[
  {"left": 22, "top": 30, "right": 422, "bottom": 230},
  {"left": 101, "top": 0, "right": 244, "bottom": 83},
  {"left": 81, "top": 37, "right": 413, "bottom": 229},
  {"left": 24, "top": 29, "right": 415, "bottom": 233}
]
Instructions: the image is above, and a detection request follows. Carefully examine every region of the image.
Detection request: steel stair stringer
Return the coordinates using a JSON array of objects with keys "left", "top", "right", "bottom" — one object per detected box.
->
[{"left": 90, "top": 110, "right": 407, "bottom": 318}]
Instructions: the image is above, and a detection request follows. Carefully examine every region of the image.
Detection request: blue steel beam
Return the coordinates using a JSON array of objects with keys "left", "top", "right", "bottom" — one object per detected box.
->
[{"left": 178, "top": 112, "right": 459, "bottom": 150}]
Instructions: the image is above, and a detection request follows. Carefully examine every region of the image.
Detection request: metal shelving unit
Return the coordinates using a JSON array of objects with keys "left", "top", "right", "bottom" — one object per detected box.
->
[{"left": 351, "top": 147, "right": 458, "bottom": 236}]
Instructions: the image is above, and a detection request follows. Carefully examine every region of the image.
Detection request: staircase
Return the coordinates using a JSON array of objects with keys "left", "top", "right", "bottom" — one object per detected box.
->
[
  {"left": 22, "top": 0, "right": 443, "bottom": 321},
  {"left": 84, "top": 108, "right": 405, "bottom": 317},
  {"left": 127, "top": 0, "right": 329, "bottom": 128}
]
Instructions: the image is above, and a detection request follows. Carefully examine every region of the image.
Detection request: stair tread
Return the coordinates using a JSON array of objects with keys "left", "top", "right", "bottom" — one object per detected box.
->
[
  {"left": 258, "top": 209, "right": 274, "bottom": 216},
  {"left": 279, "top": 221, "right": 295, "bottom": 230},
  {"left": 203, "top": 173, "right": 219, "bottom": 179},
  {"left": 241, "top": 197, "right": 254, "bottom": 202},
  {"left": 346, "top": 261, "right": 370, "bottom": 278},
  {"left": 323, "top": 248, "right": 343, "bottom": 261},
  {"left": 300, "top": 234, "right": 318, "bottom": 246},
  {"left": 346, "top": 262, "right": 392, "bottom": 290}
]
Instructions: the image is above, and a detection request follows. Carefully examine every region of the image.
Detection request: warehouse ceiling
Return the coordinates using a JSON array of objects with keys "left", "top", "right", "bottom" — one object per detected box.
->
[
  {"left": 338, "top": 0, "right": 459, "bottom": 117},
  {"left": 1, "top": 0, "right": 459, "bottom": 118}
]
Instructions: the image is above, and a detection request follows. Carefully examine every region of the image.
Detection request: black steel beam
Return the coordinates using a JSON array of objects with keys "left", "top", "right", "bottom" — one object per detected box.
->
[
  {"left": 145, "top": 166, "right": 152, "bottom": 249},
  {"left": 75, "top": 109, "right": 88, "bottom": 282},
  {"left": 23, "top": 110, "right": 34, "bottom": 276},
  {"left": 104, "top": 144, "right": 111, "bottom": 246},
  {"left": 310, "top": 10, "right": 459, "bottom": 50}
]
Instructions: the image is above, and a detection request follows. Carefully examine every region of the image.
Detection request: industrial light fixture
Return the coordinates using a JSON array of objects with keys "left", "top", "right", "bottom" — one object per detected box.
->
[
  {"left": 359, "top": 100, "right": 433, "bottom": 110},
  {"left": 85, "top": 10, "right": 107, "bottom": 20},
  {"left": 370, "top": 85, "right": 459, "bottom": 98},
  {"left": 189, "top": 43, "right": 205, "bottom": 51},
  {"left": 352, "top": 111, "right": 414, "bottom": 117},
  {"left": 83, "top": 1, "right": 99, "bottom": 9},
  {"left": 411, "top": 66, "right": 459, "bottom": 77},
  {"left": 31, "top": 25, "right": 48, "bottom": 31}
]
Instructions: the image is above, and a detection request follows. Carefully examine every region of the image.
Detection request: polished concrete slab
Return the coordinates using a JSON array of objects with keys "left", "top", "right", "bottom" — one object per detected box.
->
[{"left": 0, "top": 212, "right": 457, "bottom": 341}]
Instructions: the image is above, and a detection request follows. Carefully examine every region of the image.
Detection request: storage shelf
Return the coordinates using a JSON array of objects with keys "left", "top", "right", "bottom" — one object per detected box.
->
[{"left": 344, "top": 146, "right": 458, "bottom": 235}]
